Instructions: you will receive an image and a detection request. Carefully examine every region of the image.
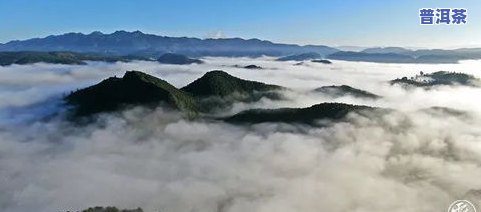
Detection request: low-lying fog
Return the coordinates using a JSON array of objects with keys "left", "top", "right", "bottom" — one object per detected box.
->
[{"left": 1, "top": 58, "right": 481, "bottom": 212}]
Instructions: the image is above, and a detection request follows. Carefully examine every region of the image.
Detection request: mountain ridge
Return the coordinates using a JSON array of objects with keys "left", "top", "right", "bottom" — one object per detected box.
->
[
  {"left": 3, "top": 31, "right": 481, "bottom": 63},
  {"left": 0, "top": 30, "right": 339, "bottom": 57},
  {"left": 66, "top": 70, "right": 285, "bottom": 116}
]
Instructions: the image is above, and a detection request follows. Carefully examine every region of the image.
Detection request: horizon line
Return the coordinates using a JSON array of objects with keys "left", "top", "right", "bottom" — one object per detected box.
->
[{"left": 1, "top": 30, "right": 480, "bottom": 51}]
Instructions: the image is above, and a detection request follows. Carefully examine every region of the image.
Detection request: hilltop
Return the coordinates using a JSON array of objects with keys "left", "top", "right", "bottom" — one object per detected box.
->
[
  {"left": 65, "top": 71, "right": 198, "bottom": 116},
  {"left": 181, "top": 70, "right": 284, "bottom": 111},
  {"left": 224, "top": 103, "right": 374, "bottom": 125},
  {"left": 390, "top": 71, "right": 480, "bottom": 87},
  {"left": 182, "top": 70, "right": 283, "bottom": 98},
  {"left": 157, "top": 53, "right": 203, "bottom": 65},
  {"left": 313, "top": 85, "right": 381, "bottom": 99}
]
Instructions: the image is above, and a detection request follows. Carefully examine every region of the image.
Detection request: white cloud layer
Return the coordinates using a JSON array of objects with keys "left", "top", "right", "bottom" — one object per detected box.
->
[{"left": 1, "top": 58, "right": 481, "bottom": 212}]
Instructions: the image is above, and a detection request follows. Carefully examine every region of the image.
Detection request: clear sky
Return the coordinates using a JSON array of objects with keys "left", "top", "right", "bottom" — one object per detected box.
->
[{"left": 0, "top": 0, "right": 480, "bottom": 48}]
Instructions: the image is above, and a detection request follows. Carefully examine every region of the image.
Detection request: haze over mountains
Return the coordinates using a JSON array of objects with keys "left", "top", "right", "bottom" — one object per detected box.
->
[
  {"left": 2, "top": 0, "right": 481, "bottom": 208},
  {"left": 2, "top": 30, "right": 481, "bottom": 63},
  {"left": 3, "top": 54, "right": 481, "bottom": 212}
]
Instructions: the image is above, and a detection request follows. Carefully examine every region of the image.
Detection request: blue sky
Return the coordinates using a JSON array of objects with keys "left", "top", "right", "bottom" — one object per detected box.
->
[{"left": 0, "top": 0, "right": 480, "bottom": 48}]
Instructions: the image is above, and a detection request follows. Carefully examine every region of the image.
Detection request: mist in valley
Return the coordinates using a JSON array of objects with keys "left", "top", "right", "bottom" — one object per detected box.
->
[{"left": 1, "top": 58, "right": 481, "bottom": 212}]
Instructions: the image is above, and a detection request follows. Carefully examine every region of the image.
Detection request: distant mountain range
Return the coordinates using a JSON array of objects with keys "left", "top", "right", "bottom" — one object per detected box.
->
[
  {"left": 2, "top": 30, "right": 481, "bottom": 63},
  {"left": 361, "top": 47, "right": 413, "bottom": 54},
  {"left": 361, "top": 47, "right": 481, "bottom": 58},
  {"left": 330, "top": 47, "right": 481, "bottom": 63},
  {"left": 0, "top": 30, "right": 338, "bottom": 58}
]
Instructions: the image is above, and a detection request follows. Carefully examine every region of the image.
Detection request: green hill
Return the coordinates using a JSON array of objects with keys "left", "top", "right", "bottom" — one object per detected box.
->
[
  {"left": 157, "top": 53, "right": 203, "bottom": 65},
  {"left": 224, "top": 102, "right": 373, "bottom": 125},
  {"left": 181, "top": 70, "right": 283, "bottom": 98},
  {"left": 181, "top": 70, "right": 284, "bottom": 111},
  {"left": 65, "top": 71, "right": 198, "bottom": 116},
  {"left": 65, "top": 70, "right": 286, "bottom": 117},
  {"left": 314, "top": 85, "right": 380, "bottom": 99},
  {"left": 391, "top": 71, "right": 480, "bottom": 87}
]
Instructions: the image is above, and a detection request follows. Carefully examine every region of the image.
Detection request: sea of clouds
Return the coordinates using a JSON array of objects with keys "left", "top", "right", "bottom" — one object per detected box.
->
[{"left": 1, "top": 58, "right": 481, "bottom": 212}]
